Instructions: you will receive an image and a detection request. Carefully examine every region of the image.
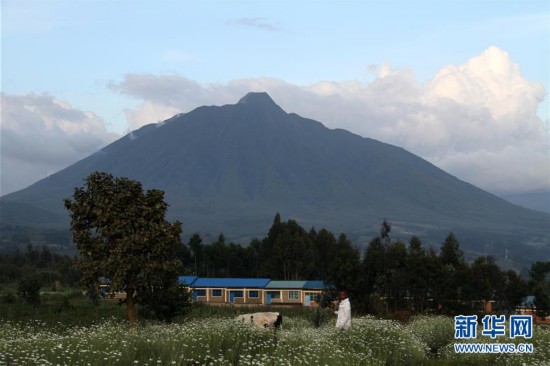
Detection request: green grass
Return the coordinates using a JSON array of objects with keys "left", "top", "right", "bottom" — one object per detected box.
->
[{"left": 0, "top": 291, "right": 127, "bottom": 328}]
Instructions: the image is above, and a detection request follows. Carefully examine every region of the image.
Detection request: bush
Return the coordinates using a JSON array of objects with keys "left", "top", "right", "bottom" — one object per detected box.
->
[
  {"left": 2, "top": 293, "right": 16, "bottom": 304},
  {"left": 17, "top": 275, "right": 41, "bottom": 307},
  {"left": 308, "top": 306, "right": 333, "bottom": 327},
  {"left": 54, "top": 295, "right": 74, "bottom": 313},
  {"left": 407, "top": 315, "right": 455, "bottom": 355},
  {"left": 138, "top": 285, "right": 191, "bottom": 322}
]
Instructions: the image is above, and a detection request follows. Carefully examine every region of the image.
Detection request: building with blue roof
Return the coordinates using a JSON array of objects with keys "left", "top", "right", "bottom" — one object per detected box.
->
[
  {"left": 264, "top": 280, "right": 328, "bottom": 306},
  {"left": 182, "top": 276, "right": 331, "bottom": 307},
  {"left": 178, "top": 276, "right": 198, "bottom": 286}
]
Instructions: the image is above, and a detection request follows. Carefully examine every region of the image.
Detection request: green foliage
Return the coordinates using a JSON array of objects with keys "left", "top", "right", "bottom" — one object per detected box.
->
[
  {"left": 0, "top": 244, "right": 80, "bottom": 287},
  {"left": 407, "top": 315, "right": 455, "bottom": 354},
  {"left": 3, "top": 207, "right": 542, "bottom": 319},
  {"left": 0, "top": 292, "right": 127, "bottom": 328},
  {"left": 2, "top": 292, "right": 16, "bottom": 304},
  {"left": 529, "top": 261, "right": 550, "bottom": 317},
  {"left": 176, "top": 217, "right": 533, "bottom": 316},
  {"left": 64, "top": 172, "right": 184, "bottom": 325},
  {"left": 138, "top": 285, "right": 192, "bottom": 322},
  {"left": 17, "top": 275, "right": 41, "bottom": 307},
  {"left": 440, "top": 232, "right": 464, "bottom": 269},
  {"left": 327, "top": 233, "right": 361, "bottom": 295},
  {"left": 308, "top": 305, "right": 333, "bottom": 328}
]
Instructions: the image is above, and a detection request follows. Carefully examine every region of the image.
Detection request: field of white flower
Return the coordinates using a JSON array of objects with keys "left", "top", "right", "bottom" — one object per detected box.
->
[{"left": 0, "top": 315, "right": 548, "bottom": 365}]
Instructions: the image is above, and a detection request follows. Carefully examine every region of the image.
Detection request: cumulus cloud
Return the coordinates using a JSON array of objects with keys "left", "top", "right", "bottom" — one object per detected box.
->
[
  {"left": 0, "top": 93, "right": 119, "bottom": 195},
  {"left": 111, "top": 47, "right": 548, "bottom": 194}
]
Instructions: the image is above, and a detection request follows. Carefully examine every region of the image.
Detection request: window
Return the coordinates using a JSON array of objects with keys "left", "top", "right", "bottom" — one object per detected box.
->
[
  {"left": 212, "top": 289, "right": 222, "bottom": 297},
  {"left": 233, "top": 291, "right": 243, "bottom": 298},
  {"left": 267, "top": 291, "right": 280, "bottom": 299},
  {"left": 194, "top": 289, "right": 206, "bottom": 297},
  {"left": 305, "top": 292, "right": 320, "bottom": 302},
  {"left": 288, "top": 291, "right": 300, "bottom": 300},
  {"left": 248, "top": 290, "right": 259, "bottom": 298}
]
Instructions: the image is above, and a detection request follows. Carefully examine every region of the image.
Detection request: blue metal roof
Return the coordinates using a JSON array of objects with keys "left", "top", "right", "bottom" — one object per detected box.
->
[
  {"left": 193, "top": 278, "right": 271, "bottom": 288},
  {"left": 264, "top": 280, "right": 331, "bottom": 289},
  {"left": 178, "top": 276, "right": 328, "bottom": 289},
  {"left": 304, "top": 280, "right": 330, "bottom": 289},
  {"left": 265, "top": 281, "right": 307, "bottom": 289},
  {"left": 178, "top": 276, "right": 198, "bottom": 286}
]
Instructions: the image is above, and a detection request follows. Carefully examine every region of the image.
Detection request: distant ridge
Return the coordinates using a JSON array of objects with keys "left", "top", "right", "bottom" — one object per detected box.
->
[{"left": 2, "top": 92, "right": 549, "bottom": 267}]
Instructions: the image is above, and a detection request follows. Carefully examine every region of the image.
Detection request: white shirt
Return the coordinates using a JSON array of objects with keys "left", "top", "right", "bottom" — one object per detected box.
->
[{"left": 335, "top": 298, "right": 351, "bottom": 329}]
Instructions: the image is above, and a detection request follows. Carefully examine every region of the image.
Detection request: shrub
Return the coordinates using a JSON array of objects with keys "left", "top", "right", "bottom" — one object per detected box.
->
[
  {"left": 17, "top": 275, "right": 41, "bottom": 307},
  {"left": 2, "top": 293, "right": 16, "bottom": 304},
  {"left": 138, "top": 285, "right": 191, "bottom": 322},
  {"left": 54, "top": 295, "right": 74, "bottom": 313},
  {"left": 407, "top": 315, "right": 455, "bottom": 354}
]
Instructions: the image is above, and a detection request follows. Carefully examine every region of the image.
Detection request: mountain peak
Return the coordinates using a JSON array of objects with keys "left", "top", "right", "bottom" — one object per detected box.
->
[{"left": 237, "top": 92, "right": 280, "bottom": 109}]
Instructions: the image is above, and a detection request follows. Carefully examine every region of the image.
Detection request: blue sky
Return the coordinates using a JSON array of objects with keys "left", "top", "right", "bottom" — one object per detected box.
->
[{"left": 1, "top": 0, "right": 549, "bottom": 196}]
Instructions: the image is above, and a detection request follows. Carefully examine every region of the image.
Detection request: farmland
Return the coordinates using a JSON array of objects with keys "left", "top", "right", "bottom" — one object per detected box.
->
[{"left": 1, "top": 298, "right": 549, "bottom": 365}]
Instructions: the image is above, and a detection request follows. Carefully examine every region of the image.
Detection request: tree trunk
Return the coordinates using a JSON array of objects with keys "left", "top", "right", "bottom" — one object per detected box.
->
[{"left": 126, "top": 288, "right": 137, "bottom": 328}]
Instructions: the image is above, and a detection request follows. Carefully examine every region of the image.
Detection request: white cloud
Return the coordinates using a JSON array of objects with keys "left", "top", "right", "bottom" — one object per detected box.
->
[
  {"left": 110, "top": 47, "right": 549, "bottom": 194},
  {"left": 0, "top": 93, "right": 119, "bottom": 195},
  {"left": 424, "top": 47, "right": 545, "bottom": 119},
  {"left": 230, "top": 17, "right": 281, "bottom": 32}
]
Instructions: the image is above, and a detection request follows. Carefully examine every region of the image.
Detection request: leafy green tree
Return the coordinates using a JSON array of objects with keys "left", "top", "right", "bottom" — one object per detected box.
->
[
  {"left": 260, "top": 215, "right": 316, "bottom": 280},
  {"left": 467, "top": 256, "right": 503, "bottom": 302},
  {"left": 500, "top": 270, "right": 528, "bottom": 312},
  {"left": 328, "top": 233, "right": 361, "bottom": 294},
  {"left": 313, "top": 228, "right": 337, "bottom": 280},
  {"left": 64, "top": 172, "right": 183, "bottom": 327},
  {"left": 272, "top": 219, "right": 316, "bottom": 280},
  {"left": 258, "top": 214, "right": 283, "bottom": 278},
  {"left": 422, "top": 248, "right": 445, "bottom": 312},
  {"left": 438, "top": 233, "right": 469, "bottom": 313},
  {"left": 385, "top": 240, "right": 409, "bottom": 311},
  {"left": 363, "top": 237, "right": 386, "bottom": 301},
  {"left": 440, "top": 232, "right": 464, "bottom": 270},
  {"left": 407, "top": 236, "right": 428, "bottom": 311}
]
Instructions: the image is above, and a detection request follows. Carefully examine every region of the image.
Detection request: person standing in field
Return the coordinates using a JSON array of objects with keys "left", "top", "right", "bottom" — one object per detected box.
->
[{"left": 334, "top": 289, "right": 351, "bottom": 329}]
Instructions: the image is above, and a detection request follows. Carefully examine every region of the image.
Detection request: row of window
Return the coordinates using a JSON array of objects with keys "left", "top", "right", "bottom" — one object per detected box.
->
[{"left": 193, "top": 289, "right": 306, "bottom": 300}]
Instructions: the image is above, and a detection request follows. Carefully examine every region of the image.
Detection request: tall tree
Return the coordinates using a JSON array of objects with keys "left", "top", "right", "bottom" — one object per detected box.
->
[
  {"left": 439, "top": 233, "right": 468, "bottom": 313},
  {"left": 529, "top": 261, "right": 550, "bottom": 317},
  {"left": 328, "top": 233, "right": 361, "bottom": 294},
  {"left": 385, "top": 240, "right": 408, "bottom": 311},
  {"left": 440, "top": 232, "right": 464, "bottom": 269},
  {"left": 64, "top": 172, "right": 183, "bottom": 327},
  {"left": 188, "top": 233, "right": 204, "bottom": 276},
  {"left": 501, "top": 270, "right": 528, "bottom": 312},
  {"left": 313, "top": 228, "right": 337, "bottom": 280}
]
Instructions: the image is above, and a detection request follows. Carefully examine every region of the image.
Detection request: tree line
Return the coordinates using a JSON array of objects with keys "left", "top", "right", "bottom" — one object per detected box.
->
[
  {"left": 0, "top": 244, "right": 80, "bottom": 288},
  {"left": 3, "top": 172, "right": 549, "bottom": 325},
  {"left": 180, "top": 214, "right": 550, "bottom": 317}
]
